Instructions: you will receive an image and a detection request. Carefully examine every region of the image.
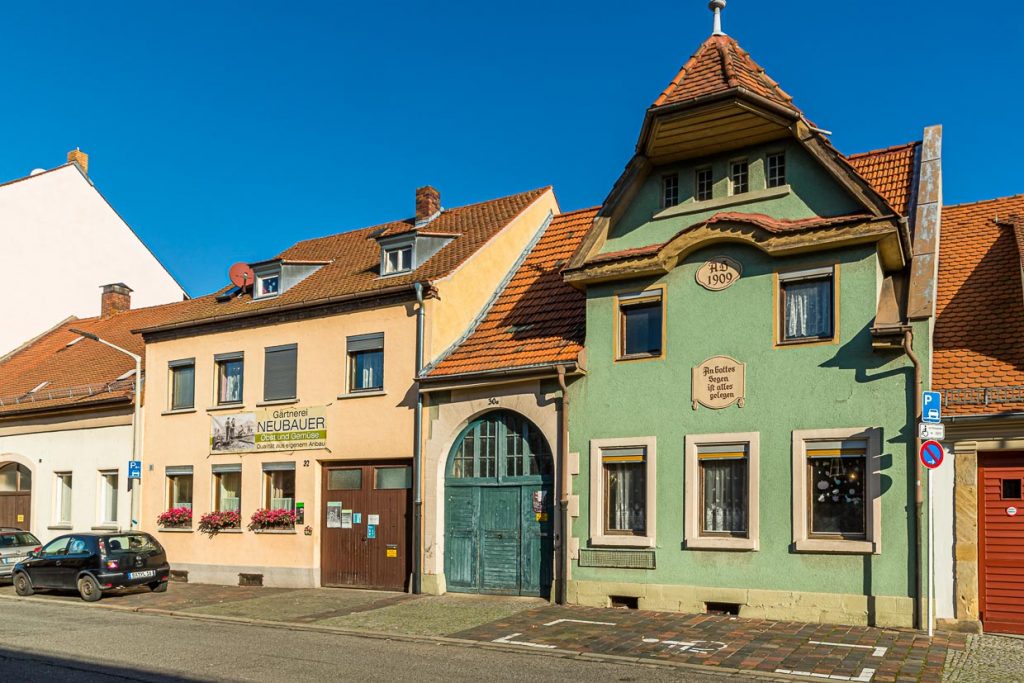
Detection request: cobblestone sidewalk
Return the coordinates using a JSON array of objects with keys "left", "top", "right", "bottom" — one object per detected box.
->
[
  {"left": 943, "top": 633, "right": 1024, "bottom": 682},
  {"left": 455, "top": 605, "right": 966, "bottom": 682}
]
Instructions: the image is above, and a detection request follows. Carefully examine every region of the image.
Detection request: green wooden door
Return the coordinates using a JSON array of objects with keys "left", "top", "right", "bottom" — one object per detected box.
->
[{"left": 444, "top": 411, "right": 554, "bottom": 596}]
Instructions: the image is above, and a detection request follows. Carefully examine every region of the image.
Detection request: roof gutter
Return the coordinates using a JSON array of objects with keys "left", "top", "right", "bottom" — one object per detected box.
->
[
  {"left": 135, "top": 283, "right": 427, "bottom": 337},
  {"left": 418, "top": 362, "right": 583, "bottom": 392}
]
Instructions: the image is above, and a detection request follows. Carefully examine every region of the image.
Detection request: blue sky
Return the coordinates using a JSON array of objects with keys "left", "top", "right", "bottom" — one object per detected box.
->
[{"left": 2, "top": 1, "right": 1020, "bottom": 296}]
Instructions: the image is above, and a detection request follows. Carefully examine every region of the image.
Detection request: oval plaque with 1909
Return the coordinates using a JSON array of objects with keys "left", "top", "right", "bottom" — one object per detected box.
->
[{"left": 696, "top": 256, "right": 742, "bottom": 291}]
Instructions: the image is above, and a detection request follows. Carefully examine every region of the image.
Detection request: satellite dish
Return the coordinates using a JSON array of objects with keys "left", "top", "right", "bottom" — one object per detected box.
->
[{"left": 229, "top": 262, "right": 255, "bottom": 289}]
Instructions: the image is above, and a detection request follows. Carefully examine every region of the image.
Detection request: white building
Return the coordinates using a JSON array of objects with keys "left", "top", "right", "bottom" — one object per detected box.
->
[
  {"left": 0, "top": 150, "right": 186, "bottom": 356},
  {"left": 0, "top": 286, "right": 183, "bottom": 542}
]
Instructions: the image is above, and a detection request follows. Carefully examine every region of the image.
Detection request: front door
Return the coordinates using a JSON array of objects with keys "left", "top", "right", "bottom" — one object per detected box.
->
[
  {"left": 0, "top": 463, "right": 31, "bottom": 530},
  {"left": 320, "top": 461, "right": 412, "bottom": 591},
  {"left": 444, "top": 411, "right": 554, "bottom": 597},
  {"left": 979, "top": 452, "right": 1024, "bottom": 635}
]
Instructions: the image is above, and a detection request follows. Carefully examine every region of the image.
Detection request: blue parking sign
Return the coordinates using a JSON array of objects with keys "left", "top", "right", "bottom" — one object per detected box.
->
[
  {"left": 922, "top": 391, "right": 942, "bottom": 424},
  {"left": 128, "top": 460, "right": 142, "bottom": 480}
]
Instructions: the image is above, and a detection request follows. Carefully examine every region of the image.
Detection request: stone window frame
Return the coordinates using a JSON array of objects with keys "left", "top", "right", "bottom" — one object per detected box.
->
[
  {"left": 588, "top": 436, "right": 657, "bottom": 548},
  {"left": 792, "top": 427, "right": 882, "bottom": 555},
  {"left": 684, "top": 431, "right": 760, "bottom": 551}
]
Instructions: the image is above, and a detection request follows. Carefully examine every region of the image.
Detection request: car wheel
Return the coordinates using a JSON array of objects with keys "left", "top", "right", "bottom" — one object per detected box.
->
[
  {"left": 77, "top": 575, "right": 102, "bottom": 602},
  {"left": 149, "top": 580, "right": 168, "bottom": 593},
  {"left": 13, "top": 572, "right": 34, "bottom": 596}
]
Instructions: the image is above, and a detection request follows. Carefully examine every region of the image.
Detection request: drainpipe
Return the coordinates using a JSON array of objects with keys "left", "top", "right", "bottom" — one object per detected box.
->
[
  {"left": 903, "top": 329, "right": 924, "bottom": 630},
  {"left": 412, "top": 283, "right": 425, "bottom": 594},
  {"left": 556, "top": 365, "right": 570, "bottom": 605}
]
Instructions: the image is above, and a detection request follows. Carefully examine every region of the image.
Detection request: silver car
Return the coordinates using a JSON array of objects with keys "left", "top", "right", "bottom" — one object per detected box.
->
[{"left": 0, "top": 529, "right": 40, "bottom": 580}]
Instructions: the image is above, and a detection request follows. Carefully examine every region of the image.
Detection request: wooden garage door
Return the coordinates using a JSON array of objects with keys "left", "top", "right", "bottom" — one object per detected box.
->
[{"left": 979, "top": 452, "right": 1024, "bottom": 635}]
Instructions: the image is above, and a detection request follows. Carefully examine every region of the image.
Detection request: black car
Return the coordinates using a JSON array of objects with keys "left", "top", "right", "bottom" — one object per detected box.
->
[{"left": 13, "top": 531, "right": 170, "bottom": 602}]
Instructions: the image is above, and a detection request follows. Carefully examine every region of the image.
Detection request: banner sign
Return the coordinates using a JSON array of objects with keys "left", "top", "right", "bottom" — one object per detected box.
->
[{"left": 211, "top": 405, "right": 327, "bottom": 454}]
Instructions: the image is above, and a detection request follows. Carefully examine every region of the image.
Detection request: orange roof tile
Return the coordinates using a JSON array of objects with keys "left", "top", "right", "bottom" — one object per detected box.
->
[
  {"left": 0, "top": 303, "right": 183, "bottom": 416},
  {"left": 846, "top": 142, "right": 920, "bottom": 217},
  {"left": 425, "top": 208, "right": 598, "bottom": 378},
  {"left": 654, "top": 35, "right": 797, "bottom": 112},
  {"left": 137, "top": 188, "right": 551, "bottom": 333},
  {"left": 934, "top": 194, "right": 1024, "bottom": 415}
]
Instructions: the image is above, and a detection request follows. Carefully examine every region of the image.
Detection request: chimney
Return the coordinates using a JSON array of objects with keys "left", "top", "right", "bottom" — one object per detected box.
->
[
  {"left": 68, "top": 148, "right": 89, "bottom": 176},
  {"left": 415, "top": 186, "right": 441, "bottom": 226},
  {"left": 100, "top": 283, "right": 133, "bottom": 318}
]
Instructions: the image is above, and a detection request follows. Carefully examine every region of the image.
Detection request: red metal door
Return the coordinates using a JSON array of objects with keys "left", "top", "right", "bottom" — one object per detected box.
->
[
  {"left": 979, "top": 452, "right": 1024, "bottom": 635},
  {"left": 320, "top": 461, "right": 411, "bottom": 591}
]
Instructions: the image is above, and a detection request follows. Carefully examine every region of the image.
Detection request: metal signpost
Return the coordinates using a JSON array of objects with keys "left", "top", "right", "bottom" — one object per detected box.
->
[{"left": 920, "top": 388, "right": 944, "bottom": 638}]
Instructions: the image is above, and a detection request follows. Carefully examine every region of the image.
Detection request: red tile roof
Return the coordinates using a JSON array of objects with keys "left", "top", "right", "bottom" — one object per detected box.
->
[
  {"left": 425, "top": 208, "right": 598, "bottom": 378},
  {"left": 0, "top": 303, "right": 182, "bottom": 416},
  {"left": 137, "top": 188, "right": 552, "bottom": 333},
  {"left": 654, "top": 35, "right": 797, "bottom": 112},
  {"left": 846, "top": 142, "right": 920, "bottom": 217},
  {"left": 934, "top": 194, "right": 1024, "bottom": 415}
]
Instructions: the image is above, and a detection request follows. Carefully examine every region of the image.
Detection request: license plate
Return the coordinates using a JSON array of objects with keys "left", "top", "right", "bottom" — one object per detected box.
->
[
  {"left": 1, "top": 557, "right": 23, "bottom": 565},
  {"left": 129, "top": 570, "right": 156, "bottom": 579}
]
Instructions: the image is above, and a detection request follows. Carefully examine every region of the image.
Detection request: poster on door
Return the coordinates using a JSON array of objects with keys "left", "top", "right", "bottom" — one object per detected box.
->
[
  {"left": 327, "top": 502, "right": 342, "bottom": 528},
  {"left": 211, "top": 405, "right": 327, "bottom": 454}
]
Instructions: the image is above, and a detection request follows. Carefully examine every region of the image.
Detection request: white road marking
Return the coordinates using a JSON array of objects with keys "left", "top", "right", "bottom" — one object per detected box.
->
[
  {"left": 641, "top": 638, "right": 727, "bottom": 655},
  {"left": 543, "top": 618, "right": 617, "bottom": 627},
  {"left": 775, "top": 667, "right": 876, "bottom": 682},
  {"left": 492, "top": 633, "right": 557, "bottom": 649},
  {"left": 809, "top": 640, "right": 889, "bottom": 658}
]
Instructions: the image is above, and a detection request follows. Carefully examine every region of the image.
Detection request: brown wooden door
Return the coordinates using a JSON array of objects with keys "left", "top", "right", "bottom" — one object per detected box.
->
[
  {"left": 979, "top": 452, "right": 1024, "bottom": 635},
  {"left": 321, "top": 461, "right": 411, "bottom": 591},
  {"left": 0, "top": 492, "right": 30, "bottom": 529}
]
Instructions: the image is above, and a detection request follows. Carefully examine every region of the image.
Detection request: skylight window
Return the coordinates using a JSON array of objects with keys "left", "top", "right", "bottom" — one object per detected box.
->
[{"left": 255, "top": 273, "right": 280, "bottom": 299}]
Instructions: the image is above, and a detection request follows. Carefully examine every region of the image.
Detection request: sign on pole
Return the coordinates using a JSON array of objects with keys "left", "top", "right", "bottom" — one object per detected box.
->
[
  {"left": 128, "top": 460, "right": 142, "bottom": 480},
  {"left": 920, "top": 440, "right": 944, "bottom": 470},
  {"left": 918, "top": 423, "right": 945, "bottom": 440},
  {"left": 922, "top": 391, "right": 942, "bottom": 424}
]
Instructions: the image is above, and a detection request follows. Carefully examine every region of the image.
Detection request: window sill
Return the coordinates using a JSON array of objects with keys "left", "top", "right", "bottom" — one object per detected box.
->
[
  {"left": 207, "top": 404, "right": 246, "bottom": 413},
  {"left": 161, "top": 408, "right": 196, "bottom": 416},
  {"left": 210, "top": 528, "right": 243, "bottom": 534},
  {"left": 653, "top": 184, "right": 791, "bottom": 221},
  {"left": 794, "top": 538, "right": 876, "bottom": 555},
  {"left": 253, "top": 528, "right": 297, "bottom": 534},
  {"left": 158, "top": 527, "right": 194, "bottom": 533},
  {"left": 614, "top": 354, "right": 663, "bottom": 364},
  {"left": 589, "top": 535, "right": 655, "bottom": 549},
  {"left": 775, "top": 337, "right": 838, "bottom": 348},
  {"left": 47, "top": 525, "right": 72, "bottom": 531},
  {"left": 256, "top": 398, "right": 299, "bottom": 407},
  {"left": 685, "top": 537, "right": 758, "bottom": 551},
  {"left": 336, "top": 390, "right": 386, "bottom": 400},
  {"left": 91, "top": 525, "right": 120, "bottom": 531}
]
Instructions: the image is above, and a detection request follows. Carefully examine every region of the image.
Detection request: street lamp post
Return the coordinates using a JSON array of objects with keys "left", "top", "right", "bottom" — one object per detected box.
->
[{"left": 69, "top": 328, "right": 142, "bottom": 530}]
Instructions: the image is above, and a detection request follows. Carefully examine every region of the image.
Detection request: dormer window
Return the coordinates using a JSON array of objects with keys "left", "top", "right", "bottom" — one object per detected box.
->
[
  {"left": 662, "top": 174, "right": 679, "bottom": 209},
  {"left": 729, "top": 160, "right": 749, "bottom": 195},
  {"left": 767, "top": 152, "right": 786, "bottom": 188},
  {"left": 384, "top": 246, "right": 413, "bottom": 275},
  {"left": 256, "top": 274, "right": 280, "bottom": 299}
]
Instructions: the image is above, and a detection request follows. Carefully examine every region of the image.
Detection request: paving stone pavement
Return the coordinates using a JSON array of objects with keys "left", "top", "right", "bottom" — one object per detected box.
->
[
  {"left": 943, "top": 633, "right": 1024, "bottom": 682},
  {"left": 455, "top": 605, "right": 967, "bottom": 682}
]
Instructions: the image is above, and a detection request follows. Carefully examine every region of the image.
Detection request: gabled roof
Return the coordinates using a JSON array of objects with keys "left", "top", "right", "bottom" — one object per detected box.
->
[
  {"left": 0, "top": 303, "right": 182, "bottom": 417},
  {"left": 653, "top": 35, "right": 798, "bottom": 113},
  {"left": 934, "top": 194, "right": 1024, "bottom": 415},
  {"left": 424, "top": 208, "right": 597, "bottom": 379},
  {"left": 847, "top": 142, "right": 921, "bottom": 217},
  {"left": 137, "top": 187, "right": 552, "bottom": 335}
]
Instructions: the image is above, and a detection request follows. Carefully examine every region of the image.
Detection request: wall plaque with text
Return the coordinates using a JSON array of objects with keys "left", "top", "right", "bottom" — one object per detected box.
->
[
  {"left": 695, "top": 256, "right": 742, "bottom": 291},
  {"left": 692, "top": 356, "right": 746, "bottom": 410}
]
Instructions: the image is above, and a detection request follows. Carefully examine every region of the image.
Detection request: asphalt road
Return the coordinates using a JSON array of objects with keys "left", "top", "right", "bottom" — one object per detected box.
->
[{"left": 0, "top": 599, "right": 771, "bottom": 682}]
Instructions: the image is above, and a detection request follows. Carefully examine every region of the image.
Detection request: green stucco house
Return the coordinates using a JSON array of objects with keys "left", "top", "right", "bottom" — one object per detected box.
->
[{"left": 561, "top": 23, "right": 941, "bottom": 628}]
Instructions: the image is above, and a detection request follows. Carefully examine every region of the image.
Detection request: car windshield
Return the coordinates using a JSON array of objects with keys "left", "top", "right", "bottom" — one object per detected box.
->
[
  {"left": 103, "top": 534, "right": 160, "bottom": 554},
  {"left": 0, "top": 532, "right": 39, "bottom": 548}
]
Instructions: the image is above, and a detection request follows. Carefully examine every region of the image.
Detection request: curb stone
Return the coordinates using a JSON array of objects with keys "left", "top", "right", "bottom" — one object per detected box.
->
[{"left": 0, "top": 592, "right": 884, "bottom": 682}]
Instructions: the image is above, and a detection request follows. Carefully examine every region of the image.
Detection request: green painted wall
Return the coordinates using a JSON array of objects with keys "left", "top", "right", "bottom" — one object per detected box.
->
[
  {"left": 569, "top": 242, "right": 927, "bottom": 600},
  {"left": 603, "top": 141, "right": 863, "bottom": 254}
]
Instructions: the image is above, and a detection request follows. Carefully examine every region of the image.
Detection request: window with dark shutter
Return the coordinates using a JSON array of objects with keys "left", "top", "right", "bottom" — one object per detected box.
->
[{"left": 263, "top": 344, "right": 297, "bottom": 401}]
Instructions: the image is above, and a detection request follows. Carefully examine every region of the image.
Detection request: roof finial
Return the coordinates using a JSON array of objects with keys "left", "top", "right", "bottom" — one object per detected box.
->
[{"left": 709, "top": 0, "right": 727, "bottom": 36}]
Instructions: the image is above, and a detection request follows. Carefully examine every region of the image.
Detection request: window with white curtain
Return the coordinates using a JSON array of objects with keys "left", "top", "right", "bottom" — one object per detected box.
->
[
  {"left": 213, "top": 467, "right": 241, "bottom": 513},
  {"left": 263, "top": 463, "right": 296, "bottom": 511},
  {"left": 699, "top": 444, "right": 748, "bottom": 536},
  {"left": 602, "top": 446, "right": 647, "bottom": 536},
  {"left": 779, "top": 266, "right": 835, "bottom": 343},
  {"left": 100, "top": 471, "right": 118, "bottom": 524},
  {"left": 166, "top": 468, "right": 193, "bottom": 510},
  {"left": 55, "top": 472, "right": 73, "bottom": 524},
  {"left": 215, "top": 353, "right": 244, "bottom": 404}
]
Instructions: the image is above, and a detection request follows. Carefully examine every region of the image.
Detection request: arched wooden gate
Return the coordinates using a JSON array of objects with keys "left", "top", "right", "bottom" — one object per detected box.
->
[
  {"left": 0, "top": 462, "right": 32, "bottom": 529},
  {"left": 444, "top": 411, "right": 554, "bottom": 596}
]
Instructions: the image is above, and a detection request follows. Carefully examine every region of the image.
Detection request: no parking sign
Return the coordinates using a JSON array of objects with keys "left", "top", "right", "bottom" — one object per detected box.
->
[{"left": 919, "top": 440, "right": 944, "bottom": 469}]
